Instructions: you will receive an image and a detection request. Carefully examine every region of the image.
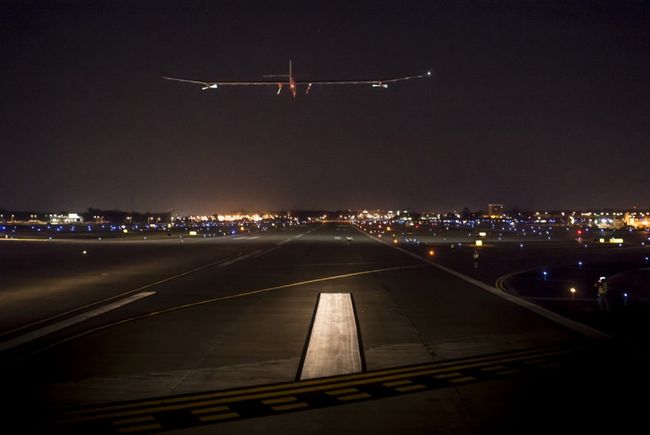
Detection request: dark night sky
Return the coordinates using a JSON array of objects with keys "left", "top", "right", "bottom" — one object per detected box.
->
[{"left": 1, "top": 0, "right": 649, "bottom": 214}]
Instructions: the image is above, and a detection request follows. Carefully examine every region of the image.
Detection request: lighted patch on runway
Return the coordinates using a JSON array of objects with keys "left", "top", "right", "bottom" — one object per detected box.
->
[{"left": 298, "top": 293, "right": 364, "bottom": 380}]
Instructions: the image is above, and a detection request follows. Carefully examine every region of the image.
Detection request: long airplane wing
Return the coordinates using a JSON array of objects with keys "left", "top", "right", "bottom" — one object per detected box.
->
[
  {"left": 296, "top": 72, "right": 431, "bottom": 85},
  {"left": 162, "top": 76, "right": 282, "bottom": 89}
]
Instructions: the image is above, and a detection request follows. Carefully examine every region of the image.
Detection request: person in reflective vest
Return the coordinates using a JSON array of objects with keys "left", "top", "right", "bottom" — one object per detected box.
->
[{"left": 595, "top": 277, "right": 609, "bottom": 312}]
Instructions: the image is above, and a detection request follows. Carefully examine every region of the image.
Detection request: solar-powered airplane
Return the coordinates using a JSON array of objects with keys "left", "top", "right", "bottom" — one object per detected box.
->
[{"left": 162, "top": 60, "right": 432, "bottom": 97}]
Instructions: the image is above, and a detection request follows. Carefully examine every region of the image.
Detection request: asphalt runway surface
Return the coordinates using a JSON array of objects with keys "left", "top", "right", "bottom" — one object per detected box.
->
[
  {"left": 365, "top": 223, "right": 650, "bottom": 338},
  {"left": 1, "top": 223, "right": 647, "bottom": 434}
]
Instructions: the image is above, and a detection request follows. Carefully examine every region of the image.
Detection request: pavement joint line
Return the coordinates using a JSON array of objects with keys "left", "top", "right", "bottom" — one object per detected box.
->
[
  {"left": 354, "top": 225, "right": 610, "bottom": 340},
  {"left": 54, "top": 348, "right": 575, "bottom": 425},
  {"left": 54, "top": 345, "right": 574, "bottom": 419},
  {"left": 0, "top": 227, "right": 311, "bottom": 342},
  {"left": 0, "top": 292, "right": 157, "bottom": 353},
  {"left": 28, "top": 264, "right": 423, "bottom": 366}
]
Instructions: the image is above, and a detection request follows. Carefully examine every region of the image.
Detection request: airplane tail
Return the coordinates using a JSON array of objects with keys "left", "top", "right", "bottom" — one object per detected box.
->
[{"left": 263, "top": 61, "right": 293, "bottom": 79}]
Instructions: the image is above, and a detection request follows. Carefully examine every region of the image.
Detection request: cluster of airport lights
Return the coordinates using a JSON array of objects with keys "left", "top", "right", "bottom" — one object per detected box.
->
[
  {"left": 360, "top": 221, "right": 647, "bottom": 303},
  {"left": 357, "top": 219, "right": 650, "bottom": 249},
  {"left": 0, "top": 218, "right": 307, "bottom": 241}
]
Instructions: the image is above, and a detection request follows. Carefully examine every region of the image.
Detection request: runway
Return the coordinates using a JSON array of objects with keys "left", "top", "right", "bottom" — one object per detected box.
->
[{"left": 0, "top": 223, "right": 642, "bottom": 434}]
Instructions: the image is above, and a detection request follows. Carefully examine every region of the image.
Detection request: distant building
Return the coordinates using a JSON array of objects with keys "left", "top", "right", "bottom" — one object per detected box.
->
[
  {"left": 488, "top": 203, "right": 504, "bottom": 218},
  {"left": 49, "top": 213, "right": 84, "bottom": 224},
  {"left": 624, "top": 212, "right": 650, "bottom": 229},
  {"left": 27, "top": 213, "right": 47, "bottom": 224},
  {"left": 579, "top": 211, "right": 625, "bottom": 229}
]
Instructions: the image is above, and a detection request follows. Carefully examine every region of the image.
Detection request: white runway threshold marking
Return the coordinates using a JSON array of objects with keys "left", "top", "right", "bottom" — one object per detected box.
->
[
  {"left": 0, "top": 292, "right": 156, "bottom": 353},
  {"left": 299, "top": 293, "right": 363, "bottom": 381}
]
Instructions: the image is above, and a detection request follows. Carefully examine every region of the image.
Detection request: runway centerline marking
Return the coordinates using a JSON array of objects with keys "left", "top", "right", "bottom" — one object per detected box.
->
[{"left": 0, "top": 292, "right": 156, "bottom": 353}]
